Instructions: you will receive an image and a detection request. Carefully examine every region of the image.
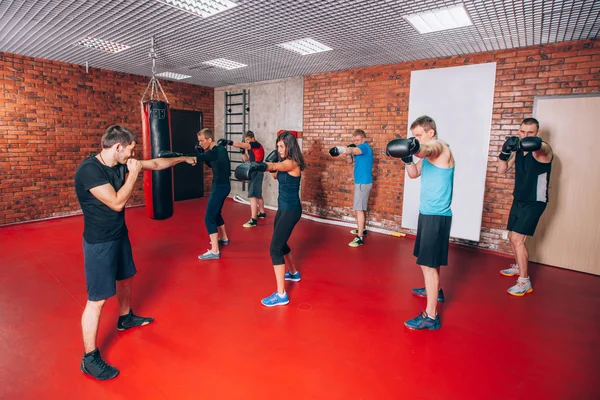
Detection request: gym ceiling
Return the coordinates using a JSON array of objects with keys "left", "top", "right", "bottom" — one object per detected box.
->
[{"left": 0, "top": 0, "right": 598, "bottom": 88}]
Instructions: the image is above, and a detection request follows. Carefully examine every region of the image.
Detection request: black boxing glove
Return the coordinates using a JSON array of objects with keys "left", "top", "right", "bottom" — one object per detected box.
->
[
  {"left": 499, "top": 136, "right": 520, "bottom": 161},
  {"left": 520, "top": 136, "right": 542, "bottom": 152}
]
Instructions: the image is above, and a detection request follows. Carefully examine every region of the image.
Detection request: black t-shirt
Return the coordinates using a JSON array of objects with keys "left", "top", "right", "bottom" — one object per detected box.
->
[
  {"left": 197, "top": 145, "right": 231, "bottom": 185},
  {"left": 74, "top": 155, "right": 129, "bottom": 243}
]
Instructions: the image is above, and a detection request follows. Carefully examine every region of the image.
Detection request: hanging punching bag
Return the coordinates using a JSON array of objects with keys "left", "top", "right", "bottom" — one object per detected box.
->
[{"left": 141, "top": 100, "right": 174, "bottom": 220}]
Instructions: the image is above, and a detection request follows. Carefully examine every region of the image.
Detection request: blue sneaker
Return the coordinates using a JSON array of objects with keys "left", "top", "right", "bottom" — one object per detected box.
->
[
  {"left": 261, "top": 292, "right": 289, "bottom": 307},
  {"left": 284, "top": 271, "right": 301, "bottom": 282},
  {"left": 412, "top": 287, "right": 445, "bottom": 302},
  {"left": 404, "top": 311, "right": 441, "bottom": 330}
]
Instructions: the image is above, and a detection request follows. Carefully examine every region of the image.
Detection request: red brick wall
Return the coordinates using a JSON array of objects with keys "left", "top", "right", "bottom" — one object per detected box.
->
[
  {"left": 0, "top": 52, "right": 214, "bottom": 225},
  {"left": 303, "top": 39, "right": 599, "bottom": 253}
]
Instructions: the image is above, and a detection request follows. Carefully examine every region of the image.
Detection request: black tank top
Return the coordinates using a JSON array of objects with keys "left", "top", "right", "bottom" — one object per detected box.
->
[
  {"left": 513, "top": 148, "right": 552, "bottom": 203},
  {"left": 277, "top": 171, "right": 301, "bottom": 210}
]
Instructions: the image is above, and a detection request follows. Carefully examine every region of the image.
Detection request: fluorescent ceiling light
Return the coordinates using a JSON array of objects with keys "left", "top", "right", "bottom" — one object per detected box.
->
[
  {"left": 277, "top": 38, "right": 333, "bottom": 55},
  {"left": 76, "top": 37, "right": 130, "bottom": 53},
  {"left": 403, "top": 4, "right": 473, "bottom": 34},
  {"left": 203, "top": 58, "right": 247, "bottom": 70},
  {"left": 159, "top": 0, "right": 237, "bottom": 18},
  {"left": 156, "top": 71, "right": 192, "bottom": 80}
]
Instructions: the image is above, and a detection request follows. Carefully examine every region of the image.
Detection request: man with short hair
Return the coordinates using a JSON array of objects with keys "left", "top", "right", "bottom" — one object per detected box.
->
[
  {"left": 329, "top": 129, "right": 374, "bottom": 247},
  {"left": 386, "top": 115, "right": 455, "bottom": 330},
  {"left": 219, "top": 131, "right": 267, "bottom": 227},
  {"left": 497, "top": 117, "right": 553, "bottom": 296},
  {"left": 74, "top": 125, "right": 196, "bottom": 380}
]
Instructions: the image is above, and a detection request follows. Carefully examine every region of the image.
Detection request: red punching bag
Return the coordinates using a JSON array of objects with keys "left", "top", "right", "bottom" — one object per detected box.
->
[{"left": 141, "top": 100, "right": 174, "bottom": 220}]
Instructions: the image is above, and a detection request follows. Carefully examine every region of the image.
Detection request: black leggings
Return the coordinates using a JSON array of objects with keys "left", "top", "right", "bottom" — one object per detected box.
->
[
  {"left": 270, "top": 209, "right": 302, "bottom": 265},
  {"left": 205, "top": 184, "right": 231, "bottom": 235}
]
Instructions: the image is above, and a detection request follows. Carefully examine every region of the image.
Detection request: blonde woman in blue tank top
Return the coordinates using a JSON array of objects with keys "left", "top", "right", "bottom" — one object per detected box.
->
[
  {"left": 386, "top": 116, "right": 455, "bottom": 330},
  {"left": 260, "top": 132, "right": 306, "bottom": 307}
]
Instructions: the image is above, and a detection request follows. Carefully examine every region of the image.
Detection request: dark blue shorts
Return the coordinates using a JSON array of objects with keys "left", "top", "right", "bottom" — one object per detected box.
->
[{"left": 83, "top": 235, "right": 137, "bottom": 301}]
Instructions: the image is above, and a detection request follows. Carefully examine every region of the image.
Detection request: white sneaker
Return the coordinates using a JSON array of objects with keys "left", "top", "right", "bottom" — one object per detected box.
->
[
  {"left": 507, "top": 277, "right": 533, "bottom": 297},
  {"left": 500, "top": 264, "right": 520, "bottom": 277}
]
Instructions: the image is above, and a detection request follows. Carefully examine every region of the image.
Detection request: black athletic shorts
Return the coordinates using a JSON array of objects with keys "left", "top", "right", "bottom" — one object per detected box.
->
[
  {"left": 83, "top": 234, "right": 137, "bottom": 301},
  {"left": 507, "top": 200, "right": 547, "bottom": 236},
  {"left": 413, "top": 213, "right": 452, "bottom": 268}
]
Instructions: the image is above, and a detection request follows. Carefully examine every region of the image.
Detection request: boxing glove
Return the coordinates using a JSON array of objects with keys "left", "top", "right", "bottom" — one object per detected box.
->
[
  {"left": 195, "top": 143, "right": 204, "bottom": 154},
  {"left": 265, "top": 150, "right": 279, "bottom": 163},
  {"left": 158, "top": 150, "right": 181, "bottom": 158},
  {"left": 348, "top": 144, "right": 357, "bottom": 148},
  {"left": 386, "top": 137, "right": 420, "bottom": 159},
  {"left": 520, "top": 136, "right": 542, "bottom": 152},
  {"left": 329, "top": 146, "right": 347, "bottom": 157},
  {"left": 217, "top": 138, "right": 233, "bottom": 146},
  {"left": 499, "top": 136, "right": 520, "bottom": 161},
  {"left": 234, "top": 162, "right": 268, "bottom": 181}
]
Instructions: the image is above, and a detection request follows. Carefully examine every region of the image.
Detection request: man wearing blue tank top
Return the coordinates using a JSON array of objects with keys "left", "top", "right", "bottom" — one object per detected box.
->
[{"left": 386, "top": 115, "right": 455, "bottom": 330}]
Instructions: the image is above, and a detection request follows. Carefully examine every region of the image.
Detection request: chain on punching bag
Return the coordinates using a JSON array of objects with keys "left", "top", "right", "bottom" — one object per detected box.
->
[{"left": 140, "top": 37, "right": 174, "bottom": 220}]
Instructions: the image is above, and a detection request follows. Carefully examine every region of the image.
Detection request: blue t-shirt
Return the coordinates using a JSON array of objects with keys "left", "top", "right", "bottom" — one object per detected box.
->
[
  {"left": 354, "top": 142, "right": 373, "bottom": 184},
  {"left": 419, "top": 158, "right": 454, "bottom": 216}
]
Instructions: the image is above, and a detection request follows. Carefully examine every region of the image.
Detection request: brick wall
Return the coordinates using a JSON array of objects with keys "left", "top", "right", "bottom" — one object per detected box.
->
[
  {"left": 0, "top": 52, "right": 214, "bottom": 225},
  {"left": 303, "top": 39, "right": 599, "bottom": 253}
]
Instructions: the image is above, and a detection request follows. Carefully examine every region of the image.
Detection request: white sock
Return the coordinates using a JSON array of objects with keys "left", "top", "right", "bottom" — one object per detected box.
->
[{"left": 277, "top": 292, "right": 286, "bottom": 298}]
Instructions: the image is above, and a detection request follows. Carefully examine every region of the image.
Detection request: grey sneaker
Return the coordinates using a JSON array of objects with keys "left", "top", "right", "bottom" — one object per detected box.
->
[{"left": 198, "top": 250, "right": 220, "bottom": 260}]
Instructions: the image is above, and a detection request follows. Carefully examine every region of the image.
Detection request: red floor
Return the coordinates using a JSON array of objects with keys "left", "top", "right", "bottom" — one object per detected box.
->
[{"left": 0, "top": 198, "right": 599, "bottom": 400}]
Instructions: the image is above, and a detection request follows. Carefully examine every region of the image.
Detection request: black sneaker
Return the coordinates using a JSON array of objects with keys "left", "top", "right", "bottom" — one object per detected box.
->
[
  {"left": 257, "top": 212, "right": 267, "bottom": 219},
  {"left": 81, "top": 349, "right": 119, "bottom": 380},
  {"left": 243, "top": 218, "right": 258, "bottom": 228},
  {"left": 117, "top": 309, "right": 154, "bottom": 331},
  {"left": 348, "top": 236, "right": 364, "bottom": 247}
]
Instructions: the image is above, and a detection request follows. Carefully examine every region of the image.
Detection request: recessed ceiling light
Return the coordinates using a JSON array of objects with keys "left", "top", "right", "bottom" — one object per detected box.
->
[
  {"left": 202, "top": 58, "right": 247, "bottom": 70},
  {"left": 158, "top": 0, "right": 237, "bottom": 18},
  {"left": 76, "top": 37, "right": 130, "bottom": 53},
  {"left": 403, "top": 4, "right": 473, "bottom": 34},
  {"left": 277, "top": 38, "right": 333, "bottom": 55},
  {"left": 156, "top": 71, "right": 192, "bottom": 80}
]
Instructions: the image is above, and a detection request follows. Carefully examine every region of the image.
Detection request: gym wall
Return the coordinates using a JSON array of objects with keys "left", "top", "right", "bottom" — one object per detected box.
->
[
  {"left": 214, "top": 77, "right": 304, "bottom": 207},
  {"left": 0, "top": 53, "right": 214, "bottom": 225},
  {"left": 302, "top": 39, "right": 599, "bottom": 253}
]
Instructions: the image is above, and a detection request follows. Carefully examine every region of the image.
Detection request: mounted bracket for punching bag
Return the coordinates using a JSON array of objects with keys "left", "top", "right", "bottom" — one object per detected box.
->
[{"left": 140, "top": 37, "right": 174, "bottom": 220}]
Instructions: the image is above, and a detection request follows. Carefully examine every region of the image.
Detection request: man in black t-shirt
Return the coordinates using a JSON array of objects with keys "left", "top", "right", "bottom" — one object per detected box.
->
[
  {"left": 219, "top": 131, "right": 267, "bottom": 227},
  {"left": 74, "top": 125, "right": 196, "bottom": 380},
  {"left": 497, "top": 118, "right": 553, "bottom": 297}
]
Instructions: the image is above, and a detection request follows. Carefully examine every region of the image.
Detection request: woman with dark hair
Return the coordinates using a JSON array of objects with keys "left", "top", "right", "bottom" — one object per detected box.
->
[
  {"left": 261, "top": 131, "right": 306, "bottom": 306},
  {"left": 195, "top": 128, "right": 231, "bottom": 260}
]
